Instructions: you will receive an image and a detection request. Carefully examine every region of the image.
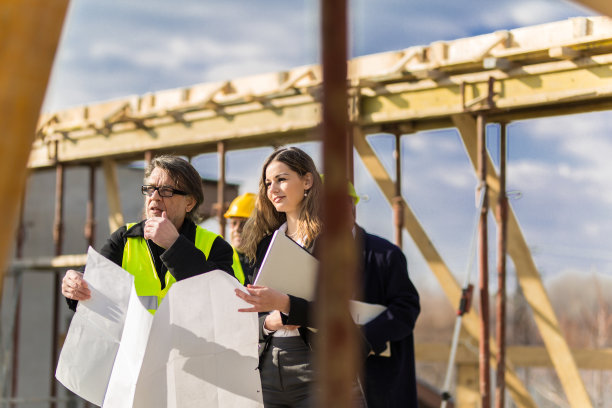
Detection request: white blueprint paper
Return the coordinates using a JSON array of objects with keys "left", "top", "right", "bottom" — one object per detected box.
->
[
  {"left": 56, "top": 248, "right": 262, "bottom": 408},
  {"left": 132, "top": 270, "right": 263, "bottom": 408},
  {"left": 101, "top": 284, "right": 154, "bottom": 407},
  {"left": 349, "top": 300, "right": 387, "bottom": 325},
  {"left": 55, "top": 246, "right": 134, "bottom": 406}
]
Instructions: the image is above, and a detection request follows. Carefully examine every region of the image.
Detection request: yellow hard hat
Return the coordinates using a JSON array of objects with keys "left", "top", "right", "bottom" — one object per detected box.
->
[
  {"left": 224, "top": 192, "right": 256, "bottom": 219},
  {"left": 320, "top": 174, "right": 360, "bottom": 205}
]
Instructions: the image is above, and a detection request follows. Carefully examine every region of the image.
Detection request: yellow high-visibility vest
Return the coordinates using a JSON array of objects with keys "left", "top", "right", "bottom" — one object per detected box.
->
[
  {"left": 231, "top": 249, "right": 246, "bottom": 285},
  {"left": 121, "top": 223, "right": 220, "bottom": 313}
]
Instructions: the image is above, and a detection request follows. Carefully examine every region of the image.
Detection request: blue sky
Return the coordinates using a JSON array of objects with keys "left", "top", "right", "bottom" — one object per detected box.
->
[{"left": 41, "top": 0, "right": 612, "bottom": 288}]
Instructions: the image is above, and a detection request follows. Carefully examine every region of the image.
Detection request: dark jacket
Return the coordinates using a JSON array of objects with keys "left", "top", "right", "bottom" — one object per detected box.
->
[
  {"left": 237, "top": 251, "right": 256, "bottom": 286},
  {"left": 248, "top": 226, "right": 420, "bottom": 408},
  {"left": 67, "top": 219, "right": 234, "bottom": 311},
  {"left": 357, "top": 226, "right": 420, "bottom": 408}
]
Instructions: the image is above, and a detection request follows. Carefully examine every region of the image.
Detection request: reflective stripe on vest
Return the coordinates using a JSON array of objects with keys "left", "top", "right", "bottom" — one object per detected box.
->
[
  {"left": 231, "top": 249, "right": 245, "bottom": 285},
  {"left": 138, "top": 295, "right": 158, "bottom": 311},
  {"left": 121, "top": 223, "right": 220, "bottom": 313}
]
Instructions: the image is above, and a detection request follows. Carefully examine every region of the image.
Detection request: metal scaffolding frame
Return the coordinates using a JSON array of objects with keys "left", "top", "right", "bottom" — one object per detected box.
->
[{"left": 3, "top": 5, "right": 612, "bottom": 407}]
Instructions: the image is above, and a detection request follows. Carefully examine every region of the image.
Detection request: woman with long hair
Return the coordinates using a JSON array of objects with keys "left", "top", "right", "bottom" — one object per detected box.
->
[{"left": 235, "top": 146, "right": 322, "bottom": 407}]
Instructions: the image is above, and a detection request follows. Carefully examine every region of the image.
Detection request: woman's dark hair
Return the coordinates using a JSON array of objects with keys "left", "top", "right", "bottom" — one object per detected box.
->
[{"left": 144, "top": 155, "right": 204, "bottom": 223}]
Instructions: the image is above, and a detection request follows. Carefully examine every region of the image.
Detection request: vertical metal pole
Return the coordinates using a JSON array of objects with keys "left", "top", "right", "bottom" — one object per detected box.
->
[
  {"left": 217, "top": 141, "right": 227, "bottom": 236},
  {"left": 143, "top": 152, "right": 153, "bottom": 223},
  {"left": 477, "top": 114, "right": 490, "bottom": 408},
  {"left": 495, "top": 123, "right": 508, "bottom": 408},
  {"left": 51, "top": 163, "right": 65, "bottom": 408},
  {"left": 346, "top": 124, "right": 354, "bottom": 183},
  {"left": 82, "top": 164, "right": 96, "bottom": 408},
  {"left": 85, "top": 164, "right": 96, "bottom": 248},
  {"left": 318, "top": 0, "right": 358, "bottom": 407},
  {"left": 10, "top": 193, "right": 26, "bottom": 408},
  {"left": 393, "top": 132, "right": 403, "bottom": 248},
  {"left": 144, "top": 150, "right": 153, "bottom": 167}
]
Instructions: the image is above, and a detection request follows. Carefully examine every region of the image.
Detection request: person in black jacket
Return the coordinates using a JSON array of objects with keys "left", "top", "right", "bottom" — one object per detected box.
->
[
  {"left": 235, "top": 146, "right": 420, "bottom": 407},
  {"left": 61, "top": 154, "right": 234, "bottom": 311},
  {"left": 236, "top": 146, "right": 321, "bottom": 408},
  {"left": 356, "top": 224, "right": 420, "bottom": 407}
]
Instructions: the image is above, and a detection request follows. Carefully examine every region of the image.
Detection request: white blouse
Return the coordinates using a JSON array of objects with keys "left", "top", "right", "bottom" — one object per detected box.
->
[{"left": 266, "top": 222, "right": 302, "bottom": 338}]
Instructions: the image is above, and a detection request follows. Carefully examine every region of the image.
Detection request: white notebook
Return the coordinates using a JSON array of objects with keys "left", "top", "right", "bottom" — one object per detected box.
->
[
  {"left": 254, "top": 229, "right": 318, "bottom": 300},
  {"left": 254, "top": 230, "right": 387, "bottom": 325}
]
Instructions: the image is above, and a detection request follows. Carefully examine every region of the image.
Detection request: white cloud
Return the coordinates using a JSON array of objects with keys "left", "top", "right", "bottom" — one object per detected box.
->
[
  {"left": 531, "top": 114, "right": 612, "bottom": 204},
  {"left": 487, "top": 0, "right": 571, "bottom": 27}
]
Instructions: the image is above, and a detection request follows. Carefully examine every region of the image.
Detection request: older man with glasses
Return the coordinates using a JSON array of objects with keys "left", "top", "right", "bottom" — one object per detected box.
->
[{"left": 61, "top": 154, "right": 235, "bottom": 313}]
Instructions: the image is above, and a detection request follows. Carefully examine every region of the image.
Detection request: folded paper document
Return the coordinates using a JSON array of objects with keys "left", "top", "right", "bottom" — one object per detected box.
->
[{"left": 56, "top": 247, "right": 263, "bottom": 408}]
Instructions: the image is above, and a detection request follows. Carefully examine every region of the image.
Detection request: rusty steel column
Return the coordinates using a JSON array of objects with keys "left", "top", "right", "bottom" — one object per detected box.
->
[
  {"left": 50, "top": 163, "right": 65, "bottom": 408},
  {"left": 317, "top": 0, "right": 358, "bottom": 407},
  {"left": 217, "top": 141, "right": 227, "bottom": 236},
  {"left": 477, "top": 114, "right": 491, "bottom": 408},
  {"left": 10, "top": 193, "right": 26, "bottom": 408},
  {"left": 346, "top": 124, "right": 354, "bottom": 183},
  {"left": 144, "top": 150, "right": 153, "bottom": 167},
  {"left": 83, "top": 165, "right": 96, "bottom": 408},
  {"left": 495, "top": 123, "right": 508, "bottom": 408},
  {"left": 393, "top": 132, "right": 403, "bottom": 248},
  {"left": 85, "top": 164, "right": 96, "bottom": 248}
]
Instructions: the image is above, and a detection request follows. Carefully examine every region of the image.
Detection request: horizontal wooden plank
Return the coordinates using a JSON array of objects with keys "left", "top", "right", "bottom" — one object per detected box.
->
[
  {"left": 29, "top": 17, "right": 612, "bottom": 169},
  {"left": 416, "top": 343, "right": 612, "bottom": 370},
  {"left": 9, "top": 254, "right": 88, "bottom": 270}
]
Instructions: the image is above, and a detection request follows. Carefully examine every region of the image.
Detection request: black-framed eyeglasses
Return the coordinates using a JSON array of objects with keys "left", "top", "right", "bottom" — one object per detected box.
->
[{"left": 141, "top": 185, "right": 188, "bottom": 198}]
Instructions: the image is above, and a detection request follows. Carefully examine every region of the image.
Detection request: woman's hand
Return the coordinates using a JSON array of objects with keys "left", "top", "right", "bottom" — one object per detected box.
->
[
  {"left": 235, "top": 284, "right": 291, "bottom": 313},
  {"left": 263, "top": 310, "right": 299, "bottom": 332},
  {"left": 61, "top": 269, "right": 91, "bottom": 301}
]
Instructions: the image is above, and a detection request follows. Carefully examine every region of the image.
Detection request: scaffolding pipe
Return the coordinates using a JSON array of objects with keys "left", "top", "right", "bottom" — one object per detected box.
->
[
  {"left": 10, "top": 194, "right": 26, "bottom": 408},
  {"left": 144, "top": 150, "right": 153, "bottom": 167},
  {"left": 477, "top": 114, "right": 491, "bottom": 408},
  {"left": 85, "top": 164, "right": 96, "bottom": 248},
  {"left": 317, "top": 0, "right": 359, "bottom": 407},
  {"left": 346, "top": 124, "right": 354, "bottom": 183},
  {"left": 50, "top": 163, "right": 65, "bottom": 408},
  {"left": 393, "top": 132, "right": 403, "bottom": 248},
  {"left": 495, "top": 123, "right": 508, "bottom": 408},
  {"left": 217, "top": 141, "right": 227, "bottom": 237},
  {"left": 82, "top": 164, "right": 96, "bottom": 408}
]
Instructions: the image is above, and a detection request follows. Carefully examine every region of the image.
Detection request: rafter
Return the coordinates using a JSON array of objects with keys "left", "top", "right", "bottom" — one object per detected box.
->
[{"left": 30, "top": 17, "right": 612, "bottom": 169}]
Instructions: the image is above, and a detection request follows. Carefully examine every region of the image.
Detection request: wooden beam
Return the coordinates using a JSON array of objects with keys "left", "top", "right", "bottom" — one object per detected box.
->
[
  {"left": 416, "top": 343, "right": 612, "bottom": 370},
  {"left": 29, "top": 100, "right": 321, "bottom": 168},
  {"left": 102, "top": 159, "right": 125, "bottom": 232},
  {"left": 571, "top": 0, "right": 612, "bottom": 17},
  {"left": 452, "top": 113, "right": 593, "bottom": 408},
  {"left": 548, "top": 46, "right": 581, "bottom": 60},
  {"left": 456, "top": 363, "right": 480, "bottom": 408},
  {"left": 0, "top": 0, "right": 69, "bottom": 283},
  {"left": 353, "top": 128, "right": 537, "bottom": 408},
  {"left": 28, "top": 17, "right": 612, "bottom": 169},
  {"left": 29, "top": 54, "right": 612, "bottom": 168},
  {"left": 9, "top": 254, "right": 88, "bottom": 271},
  {"left": 359, "top": 54, "right": 612, "bottom": 126}
]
